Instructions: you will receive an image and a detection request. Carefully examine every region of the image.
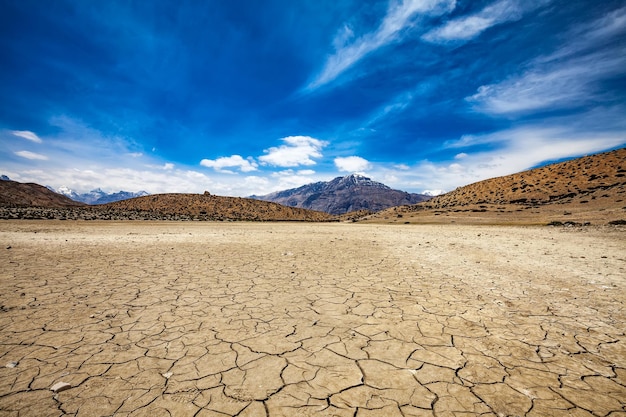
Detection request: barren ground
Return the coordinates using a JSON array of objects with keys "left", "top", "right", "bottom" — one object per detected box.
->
[{"left": 1, "top": 221, "right": 625, "bottom": 416}]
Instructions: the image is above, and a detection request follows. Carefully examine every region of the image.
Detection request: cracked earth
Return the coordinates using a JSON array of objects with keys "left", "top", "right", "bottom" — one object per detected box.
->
[{"left": 1, "top": 221, "right": 625, "bottom": 416}]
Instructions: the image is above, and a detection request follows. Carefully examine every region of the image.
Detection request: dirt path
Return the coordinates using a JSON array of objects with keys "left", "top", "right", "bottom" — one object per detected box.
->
[{"left": 1, "top": 221, "right": 624, "bottom": 416}]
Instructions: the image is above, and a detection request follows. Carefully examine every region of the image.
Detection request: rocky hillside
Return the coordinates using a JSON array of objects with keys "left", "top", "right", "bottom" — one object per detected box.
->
[
  {"left": 100, "top": 192, "right": 333, "bottom": 221},
  {"left": 423, "top": 147, "right": 626, "bottom": 208},
  {"left": 362, "top": 147, "right": 626, "bottom": 225},
  {"left": 0, "top": 179, "right": 86, "bottom": 208},
  {"left": 251, "top": 174, "right": 430, "bottom": 214}
]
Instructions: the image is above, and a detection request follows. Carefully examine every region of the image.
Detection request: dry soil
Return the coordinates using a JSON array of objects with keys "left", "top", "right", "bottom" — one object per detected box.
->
[{"left": 1, "top": 221, "right": 625, "bottom": 416}]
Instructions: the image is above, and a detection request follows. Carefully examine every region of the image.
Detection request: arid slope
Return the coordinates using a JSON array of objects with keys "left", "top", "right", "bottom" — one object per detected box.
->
[
  {"left": 0, "top": 180, "right": 85, "bottom": 208},
  {"left": 362, "top": 147, "right": 626, "bottom": 225},
  {"left": 101, "top": 192, "right": 333, "bottom": 221}
]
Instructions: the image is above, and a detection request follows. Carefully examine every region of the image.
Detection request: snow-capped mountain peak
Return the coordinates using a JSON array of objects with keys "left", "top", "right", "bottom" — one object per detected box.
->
[{"left": 53, "top": 186, "right": 149, "bottom": 204}]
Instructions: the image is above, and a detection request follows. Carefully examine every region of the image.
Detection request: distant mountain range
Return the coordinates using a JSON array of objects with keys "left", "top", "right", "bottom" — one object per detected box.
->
[
  {"left": 51, "top": 185, "right": 149, "bottom": 204},
  {"left": 250, "top": 174, "right": 431, "bottom": 214}
]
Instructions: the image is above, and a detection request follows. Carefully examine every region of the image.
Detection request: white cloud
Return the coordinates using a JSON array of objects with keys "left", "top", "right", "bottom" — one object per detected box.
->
[
  {"left": 298, "top": 169, "right": 316, "bottom": 175},
  {"left": 422, "top": 189, "right": 445, "bottom": 196},
  {"left": 307, "top": 0, "right": 456, "bottom": 90},
  {"left": 454, "top": 152, "right": 468, "bottom": 159},
  {"left": 14, "top": 150, "right": 48, "bottom": 160},
  {"left": 467, "top": 7, "right": 626, "bottom": 115},
  {"left": 11, "top": 130, "right": 42, "bottom": 143},
  {"left": 200, "top": 155, "right": 258, "bottom": 173},
  {"left": 265, "top": 170, "right": 330, "bottom": 193},
  {"left": 334, "top": 156, "right": 372, "bottom": 172},
  {"left": 422, "top": 0, "right": 543, "bottom": 43},
  {"left": 163, "top": 163, "right": 174, "bottom": 170},
  {"left": 259, "top": 136, "right": 327, "bottom": 167}
]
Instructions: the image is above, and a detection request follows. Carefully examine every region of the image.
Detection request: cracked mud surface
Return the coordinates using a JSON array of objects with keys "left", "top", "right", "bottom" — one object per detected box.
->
[{"left": 1, "top": 221, "right": 625, "bottom": 416}]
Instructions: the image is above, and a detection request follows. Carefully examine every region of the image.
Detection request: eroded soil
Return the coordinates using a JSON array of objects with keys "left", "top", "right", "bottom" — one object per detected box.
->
[{"left": 0, "top": 221, "right": 625, "bottom": 416}]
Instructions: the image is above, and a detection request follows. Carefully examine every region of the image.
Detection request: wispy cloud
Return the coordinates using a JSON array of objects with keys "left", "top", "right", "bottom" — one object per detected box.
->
[
  {"left": 14, "top": 150, "right": 48, "bottom": 160},
  {"left": 540, "top": 6, "right": 626, "bottom": 63},
  {"left": 334, "top": 156, "right": 372, "bottom": 172},
  {"left": 259, "top": 136, "right": 328, "bottom": 167},
  {"left": 467, "top": 7, "right": 626, "bottom": 115},
  {"left": 11, "top": 130, "right": 43, "bottom": 143},
  {"left": 200, "top": 155, "right": 258, "bottom": 173},
  {"left": 422, "top": 0, "right": 546, "bottom": 43},
  {"left": 468, "top": 50, "right": 625, "bottom": 115},
  {"left": 306, "top": 0, "right": 456, "bottom": 90}
]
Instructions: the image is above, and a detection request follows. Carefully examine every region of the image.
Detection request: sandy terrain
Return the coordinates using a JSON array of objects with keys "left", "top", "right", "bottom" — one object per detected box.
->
[{"left": 1, "top": 221, "right": 625, "bottom": 416}]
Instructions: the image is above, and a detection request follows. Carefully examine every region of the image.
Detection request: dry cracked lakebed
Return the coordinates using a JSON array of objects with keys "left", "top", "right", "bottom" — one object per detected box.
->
[{"left": 0, "top": 221, "right": 625, "bottom": 416}]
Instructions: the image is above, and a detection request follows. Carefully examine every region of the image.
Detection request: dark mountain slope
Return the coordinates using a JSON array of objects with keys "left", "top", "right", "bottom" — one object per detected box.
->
[{"left": 252, "top": 174, "right": 430, "bottom": 215}]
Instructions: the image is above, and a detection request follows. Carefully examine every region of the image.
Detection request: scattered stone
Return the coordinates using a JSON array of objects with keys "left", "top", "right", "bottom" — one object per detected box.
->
[
  {"left": 162, "top": 372, "right": 173, "bottom": 379},
  {"left": 50, "top": 381, "right": 71, "bottom": 393},
  {"left": 6, "top": 361, "right": 18, "bottom": 368}
]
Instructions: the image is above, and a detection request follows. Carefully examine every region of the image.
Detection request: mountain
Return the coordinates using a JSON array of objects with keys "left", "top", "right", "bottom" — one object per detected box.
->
[
  {"left": 361, "top": 147, "right": 626, "bottom": 225},
  {"left": 54, "top": 186, "right": 149, "bottom": 204},
  {"left": 251, "top": 174, "right": 431, "bottom": 215},
  {"left": 0, "top": 179, "right": 86, "bottom": 208}
]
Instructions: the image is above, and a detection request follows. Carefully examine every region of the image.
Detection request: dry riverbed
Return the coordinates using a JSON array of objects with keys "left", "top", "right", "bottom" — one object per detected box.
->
[{"left": 1, "top": 221, "right": 625, "bottom": 416}]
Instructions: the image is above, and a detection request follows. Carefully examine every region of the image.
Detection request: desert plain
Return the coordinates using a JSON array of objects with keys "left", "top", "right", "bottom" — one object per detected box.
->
[{"left": 0, "top": 221, "right": 625, "bottom": 417}]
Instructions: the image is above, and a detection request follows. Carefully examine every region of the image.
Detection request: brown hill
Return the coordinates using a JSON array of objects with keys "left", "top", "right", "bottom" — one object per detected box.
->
[
  {"left": 361, "top": 147, "right": 626, "bottom": 225},
  {"left": 100, "top": 192, "right": 334, "bottom": 221},
  {"left": 0, "top": 179, "right": 85, "bottom": 208}
]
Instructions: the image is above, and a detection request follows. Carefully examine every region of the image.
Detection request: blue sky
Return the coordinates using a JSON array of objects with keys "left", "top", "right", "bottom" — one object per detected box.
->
[{"left": 1, "top": 0, "right": 624, "bottom": 196}]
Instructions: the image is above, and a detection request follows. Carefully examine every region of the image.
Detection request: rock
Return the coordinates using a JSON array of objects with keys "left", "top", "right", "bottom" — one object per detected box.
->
[
  {"left": 6, "top": 361, "right": 18, "bottom": 368},
  {"left": 50, "top": 381, "right": 71, "bottom": 393},
  {"left": 162, "top": 372, "right": 173, "bottom": 379}
]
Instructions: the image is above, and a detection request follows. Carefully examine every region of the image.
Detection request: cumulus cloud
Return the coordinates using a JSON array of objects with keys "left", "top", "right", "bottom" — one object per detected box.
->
[
  {"left": 11, "top": 130, "right": 43, "bottom": 143},
  {"left": 200, "top": 155, "right": 258, "bottom": 173},
  {"left": 334, "top": 156, "right": 372, "bottom": 172},
  {"left": 259, "top": 136, "right": 327, "bottom": 167},
  {"left": 14, "top": 150, "right": 48, "bottom": 160},
  {"left": 307, "top": 0, "right": 456, "bottom": 90},
  {"left": 422, "top": 0, "right": 545, "bottom": 43}
]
